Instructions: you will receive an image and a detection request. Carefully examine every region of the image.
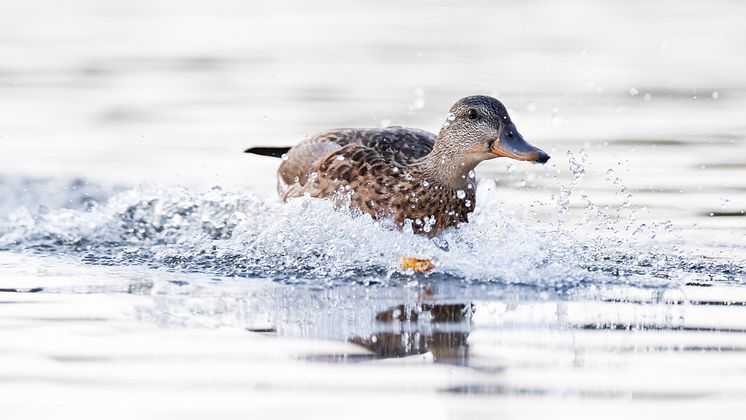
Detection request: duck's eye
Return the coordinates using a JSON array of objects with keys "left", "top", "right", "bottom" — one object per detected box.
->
[{"left": 467, "top": 109, "right": 480, "bottom": 120}]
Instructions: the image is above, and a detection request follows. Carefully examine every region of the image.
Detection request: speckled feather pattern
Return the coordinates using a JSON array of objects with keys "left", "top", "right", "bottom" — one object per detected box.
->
[{"left": 278, "top": 127, "right": 476, "bottom": 235}]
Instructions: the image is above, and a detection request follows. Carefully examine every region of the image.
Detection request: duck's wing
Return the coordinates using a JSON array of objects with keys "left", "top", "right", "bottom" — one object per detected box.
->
[
  {"left": 352, "top": 127, "right": 435, "bottom": 165},
  {"left": 286, "top": 142, "right": 404, "bottom": 212},
  {"left": 277, "top": 127, "right": 435, "bottom": 195}
]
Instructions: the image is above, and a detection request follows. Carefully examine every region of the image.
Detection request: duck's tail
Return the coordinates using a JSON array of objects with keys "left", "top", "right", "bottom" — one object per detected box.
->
[{"left": 244, "top": 146, "right": 291, "bottom": 158}]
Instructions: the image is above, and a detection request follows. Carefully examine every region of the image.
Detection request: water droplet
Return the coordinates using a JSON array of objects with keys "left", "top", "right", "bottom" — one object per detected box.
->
[
  {"left": 336, "top": 155, "right": 345, "bottom": 161},
  {"left": 456, "top": 190, "right": 466, "bottom": 199},
  {"left": 468, "top": 170, "right": 476, "bottom": 179},
  {"left": 443, "top": 112, "right": 456, "bottom": 128},
  {"left": 422, "top": 215, "right": 436, "bottom": 233},
  {"left": 644, "top": 93, "right": 652, "bottom": 101},
  {"left": 420, "top": 180, "right": 429, "bottom": 187},
  {"left": 551, "top": 107, "right": 563, "bottom": 127},
  {"left": 280, "top": 153, "right": 289, "bottom": 161},
  {"left": 629, "top": 87, "right": 639, "bottom": 96},
  {"left": 712, "top": 91, "right": 719, "bottom": 99},
  {"left": 409, "top": 88, "right": 425, "bottom": 111},
  {"left": 309, "top": 172, "right": 318, "bottom": 180}
]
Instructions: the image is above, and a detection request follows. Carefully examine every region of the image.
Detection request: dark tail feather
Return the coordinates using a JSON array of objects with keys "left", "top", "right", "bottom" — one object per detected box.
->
[{"left": 244, "top": 146, "right": 292, "bottom": 158}]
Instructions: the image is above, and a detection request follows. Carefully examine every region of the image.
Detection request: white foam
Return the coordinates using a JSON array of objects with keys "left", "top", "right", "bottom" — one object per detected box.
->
[{"left": 1, "top": 174, "right": 739, "bottom": 288}]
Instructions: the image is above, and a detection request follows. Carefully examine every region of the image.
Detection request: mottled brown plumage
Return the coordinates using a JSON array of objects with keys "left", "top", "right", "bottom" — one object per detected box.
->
[{"left": 247, "top": 95, "right": 550, "bottom": 236}]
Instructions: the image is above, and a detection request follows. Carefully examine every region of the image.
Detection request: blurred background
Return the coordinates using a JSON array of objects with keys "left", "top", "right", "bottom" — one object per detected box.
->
[{"left": 1, "top": 0, "right": 744, "bottom": 200}]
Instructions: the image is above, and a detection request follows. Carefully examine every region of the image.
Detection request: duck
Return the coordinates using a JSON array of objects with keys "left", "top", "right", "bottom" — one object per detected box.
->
[{"left": 245, "top": 95, "right": 550, "bottom": 238}]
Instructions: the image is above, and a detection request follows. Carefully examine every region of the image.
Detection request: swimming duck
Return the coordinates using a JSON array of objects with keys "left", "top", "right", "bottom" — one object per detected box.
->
[{"left": 245, "top": 95, "right": 549, "bottom": 237}]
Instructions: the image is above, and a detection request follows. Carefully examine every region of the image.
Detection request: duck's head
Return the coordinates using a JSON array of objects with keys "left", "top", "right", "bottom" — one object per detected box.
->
[{"left": 438, "top": 95, "right": 550, "bottom": 164}]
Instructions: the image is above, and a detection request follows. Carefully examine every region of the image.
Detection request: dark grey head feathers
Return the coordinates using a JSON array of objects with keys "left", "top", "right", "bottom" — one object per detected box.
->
[
  {"left": 448, "top": 95, "right": 513, "bottom": 126},
  {"left": 433, "top": 95, "right": 548, "bottom": 166}
]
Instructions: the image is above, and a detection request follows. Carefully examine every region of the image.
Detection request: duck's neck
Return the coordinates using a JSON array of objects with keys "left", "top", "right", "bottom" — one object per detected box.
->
[{"left": 419, "top": 141, "right": 483, "bottom": 190}]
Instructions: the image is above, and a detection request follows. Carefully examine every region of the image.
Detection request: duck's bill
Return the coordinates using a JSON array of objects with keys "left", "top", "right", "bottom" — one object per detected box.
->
[{"left": 491, "top": 127, "right": 550, "bottom": 164}]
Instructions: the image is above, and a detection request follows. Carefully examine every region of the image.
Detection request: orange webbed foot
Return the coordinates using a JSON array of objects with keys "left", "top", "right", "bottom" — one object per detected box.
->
[{"left": 397, "top": 256, "right": 435, "bottom": 273}]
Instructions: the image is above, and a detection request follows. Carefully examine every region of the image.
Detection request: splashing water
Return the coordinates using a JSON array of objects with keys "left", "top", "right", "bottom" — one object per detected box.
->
[
  {"left": 554, "top": 149, "right": 588, "bottom": 229},
  {"left": 408, "top": 88, "right": 426, "bottom": 112},
  {"left": 0, "top": 161, "right": 742, "bottom": 289}
]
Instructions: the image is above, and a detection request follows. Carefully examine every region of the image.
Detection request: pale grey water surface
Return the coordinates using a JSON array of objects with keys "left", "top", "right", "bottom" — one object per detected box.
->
[{"left": 1, "top": 0, "right": 745, "bottom": 419}]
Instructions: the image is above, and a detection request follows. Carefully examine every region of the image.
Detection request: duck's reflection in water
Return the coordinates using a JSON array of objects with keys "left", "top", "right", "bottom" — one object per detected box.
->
[{"left": 309, "top": 302, "right": 475, "bottom": 367}]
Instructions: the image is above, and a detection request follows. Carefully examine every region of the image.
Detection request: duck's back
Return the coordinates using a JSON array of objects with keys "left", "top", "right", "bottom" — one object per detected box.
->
[{"left": 278, "top": 127, "right": 435, "bottom": 197}]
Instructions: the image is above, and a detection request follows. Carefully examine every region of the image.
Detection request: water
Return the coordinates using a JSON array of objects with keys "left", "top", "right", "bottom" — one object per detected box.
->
[
  {"left": 1, "top": 177, "right": 741, "bottom": 287},
  {"left": 1, "top": 0, "right": 746, "bottom": 418}
]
